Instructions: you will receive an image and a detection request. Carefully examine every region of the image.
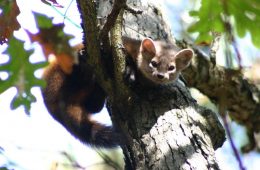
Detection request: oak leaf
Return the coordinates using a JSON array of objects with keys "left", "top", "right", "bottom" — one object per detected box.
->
[{"left": 0, "top": 0, "right": 21, "bottom": 44}]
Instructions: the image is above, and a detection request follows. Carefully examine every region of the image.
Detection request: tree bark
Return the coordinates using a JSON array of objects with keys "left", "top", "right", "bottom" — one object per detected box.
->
[
  {"left": 108, "top": 82, "right": 225, "bottom": 170},
  {"left": 77, "top": 0, "right": 226, "bottom": 169},
  {"left": 180, "top": 40, "right": 260, "bottom": 152}
]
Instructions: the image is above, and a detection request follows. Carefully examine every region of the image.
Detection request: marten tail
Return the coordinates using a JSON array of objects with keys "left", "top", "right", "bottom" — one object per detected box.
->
[
  {"left": 42, "top": 54, "right": 121, "bottom": 147},
  {"left": 86, "top": 124, "right": 120, "bottom": 147},
  {"left": 57, "top": 105, "right": 120, "bottom": 147}
]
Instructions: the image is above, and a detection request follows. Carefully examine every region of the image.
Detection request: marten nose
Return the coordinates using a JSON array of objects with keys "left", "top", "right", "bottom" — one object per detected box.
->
[{"left": 157, "top": 74, "right": 164, "bottom": 79}]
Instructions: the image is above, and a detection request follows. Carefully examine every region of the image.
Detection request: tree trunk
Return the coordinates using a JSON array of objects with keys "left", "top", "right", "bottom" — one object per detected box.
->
[
  {"left": 108, "top": 82, "right": 225, "bottom": 170},
  {"left": 77, "top": 0, "right": 226, "bottom": 169}
]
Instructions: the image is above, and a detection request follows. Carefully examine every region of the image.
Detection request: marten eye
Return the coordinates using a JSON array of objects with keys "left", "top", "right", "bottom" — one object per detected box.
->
[
  {"left": 168, "top": 65, "right": 175, "bottom": 71},
  {"left": 150, "top": 61, "right": 158, "bottom": 68}
]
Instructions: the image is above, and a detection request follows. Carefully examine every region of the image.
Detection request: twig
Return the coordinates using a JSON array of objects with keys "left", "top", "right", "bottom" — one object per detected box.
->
[
  {"left": 218, "top": 89, "right": 245, "bottom": 170},
  {"left": 61, "top": 151, "right": 85, "bottom": 169},
  {"left": 222, "top": 114, "right": 246, "bottom": 170},
  {"left": 95, "top": 149, "right": 122, "bottom": 170},
  {"left": 98, "top": 0, "right": 127, "bottom": 64},
  {"left": 232, "top": 39, "right": 242, "bottom": 69},
  {"left": 99, "top": 0, "right": 127, "bottom": 42},
  {"left": 221, "top": 0, "right": 242, "bottom": 68},
  {"left": 98, "top": 0, "right": 130, "bottom": 96},
  {"left": 50, "top": 5, "right": 81, "bottom": 29},
  {"left": 63, "top": 0, "right": 75, "bottom": 22}
]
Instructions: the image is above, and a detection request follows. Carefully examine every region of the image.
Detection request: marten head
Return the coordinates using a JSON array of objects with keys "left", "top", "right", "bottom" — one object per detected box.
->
[{"left": 136, "top": 38, "right": 194, "bottom": 84}]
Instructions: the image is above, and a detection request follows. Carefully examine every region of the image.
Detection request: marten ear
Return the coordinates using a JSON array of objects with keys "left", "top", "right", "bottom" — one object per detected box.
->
[
  {"left": 141, "top": 38, "right": 156, "bottom": 56},
  {"left": 175, "top": 49, "right": 193, "bottom": 70}
]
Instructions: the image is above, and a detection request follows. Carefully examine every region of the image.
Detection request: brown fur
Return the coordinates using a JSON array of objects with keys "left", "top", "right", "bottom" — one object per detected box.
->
[
  {"left": 41, "top": 37, "right": 193, "bottom": 148},
  {"left": 123, "top": 37, "right": 194, "bottom": 84},
  {"left": 42, "top": 52, "right": 119, "bottom": 147}
]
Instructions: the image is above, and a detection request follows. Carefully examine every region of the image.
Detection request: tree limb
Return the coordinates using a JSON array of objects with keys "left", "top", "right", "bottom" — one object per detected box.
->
[
  {"left": 77, "top": 0, "right": 226, "bottom": 169},
  {"left": 76, "top": 0, "right": 113, "bottom": 94},
  {"left": 98, "top": 0, "right": 130, "bottom": 97},
  {"left": 181, "top": 41, "right": 260, "bottom": 151},
  {"left": 110, "top": 9, "right": 131, "bottom": 97},
  {"left": 100, "top": 0, "right": 127, "bottom": 43}
]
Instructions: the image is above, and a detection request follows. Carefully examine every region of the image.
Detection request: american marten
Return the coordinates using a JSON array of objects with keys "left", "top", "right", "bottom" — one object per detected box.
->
[
  {"left": 123, "top": 37, "right": 193, "bottom": 84},
  {"left": 41, "top": 37, "right": 193, "bottom": 148},
  {"left": 42, "top": 50, "right": 119, "bottom": 147}
]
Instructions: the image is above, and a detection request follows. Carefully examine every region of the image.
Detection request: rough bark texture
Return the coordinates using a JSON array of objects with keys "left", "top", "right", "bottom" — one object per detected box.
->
[
  {"left": 78, "top": 0, "right": 226, "bottom": 169},
  {"left": 181, "top": 42, "right": 260, "bottom": 151},
  {"left": 108, "top": 82, "right": 225, "bottom": 170},
  {"left": 98, "top": 0, "right": 174, "bottom": 42}
]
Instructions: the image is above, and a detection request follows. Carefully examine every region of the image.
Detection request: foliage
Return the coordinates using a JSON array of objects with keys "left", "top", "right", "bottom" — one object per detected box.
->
[
  {"left": 0, "top": 0, "right": 20, "bottom": 44},
  {"left": 188, "top": 0, "right": 260, "bottom": 48},
  {"left": 28, "top": 13, "right": 74, "bottom": 58},
  {"left": 0, "top": 167, "right": 9, "bottom": 170},
  {"left": 0, "top": 8, "right": 73, "bottom": 114},
  {"left": 0, "top": 37, "right": 47, "bottom": 114}
]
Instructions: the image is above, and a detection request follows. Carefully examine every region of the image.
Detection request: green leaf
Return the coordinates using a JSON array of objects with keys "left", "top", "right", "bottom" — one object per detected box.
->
[
  {"left": 0, "top": 167, "right": 9, "bottom": 170},
  {"left": 195, "top": 32, "right": 213, "bottom": 45},
  {"left": 188, "top": 0, "right": 260, "bottom": 48},
  {"left": 189, "top": 10, "right": 199, "bottom": 16},
  {"left": 188, "top": 0, "right": 224, "bottom": 45},
  {"left": 0, "top": 0, "right": 12, "bottom": 13},
  {"left": 228, "top": 0, "right": 260, "bottom": 48},
  {"left": 34, "top": 12, "right": 53, "bottom": 28},
  {"left": 0, "top": 36, "right": 47, "bottom": 113},
  {"left": 30, "top": 13, "right": 74, "bottom": 55}
]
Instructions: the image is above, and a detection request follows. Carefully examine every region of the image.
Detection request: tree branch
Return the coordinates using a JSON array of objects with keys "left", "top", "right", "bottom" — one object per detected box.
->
[
  {"left": 100, "top": 0, "right": 127, "bottom": 42},
  {"left": 76, "top": 0, "right": 113, "bottom": 94},
  {"left": 77, "top": 1, "right": 226, "bottom": 169},
  {"left": 110, "top": 10, "right": 131, "bottom": 97},
  {"left": 98, "top": 0, "right": 129, "bottom": 97},
  {"left": 181, "top": 40, "right": 260, "bottom": 151}
]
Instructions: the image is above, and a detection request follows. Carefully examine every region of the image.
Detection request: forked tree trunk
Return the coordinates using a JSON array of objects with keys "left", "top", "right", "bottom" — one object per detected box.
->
[{"left": 78, "top": 0, "right": 226, "bottom": 169}]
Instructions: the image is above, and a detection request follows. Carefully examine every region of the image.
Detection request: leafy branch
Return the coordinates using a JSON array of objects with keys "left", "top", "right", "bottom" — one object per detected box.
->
[
  {"left": 0, "top": 37, "right": 47, "bottom": 114},
  {"left": 188, "top": 0, "right": 260, "bottom": 48}
]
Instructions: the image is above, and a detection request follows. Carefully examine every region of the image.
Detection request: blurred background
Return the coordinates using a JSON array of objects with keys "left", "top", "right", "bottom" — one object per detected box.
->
[{"left": 0, "top": 0, "right": 260, "bottom": 169}]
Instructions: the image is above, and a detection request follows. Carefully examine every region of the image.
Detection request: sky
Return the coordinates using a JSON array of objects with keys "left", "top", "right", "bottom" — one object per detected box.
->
[
  {"left": 0, "top": 0, "right": 122, "bottom": 169},
  {"left": 0, "top": 0, "right": 260, "bottom": 169}
]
